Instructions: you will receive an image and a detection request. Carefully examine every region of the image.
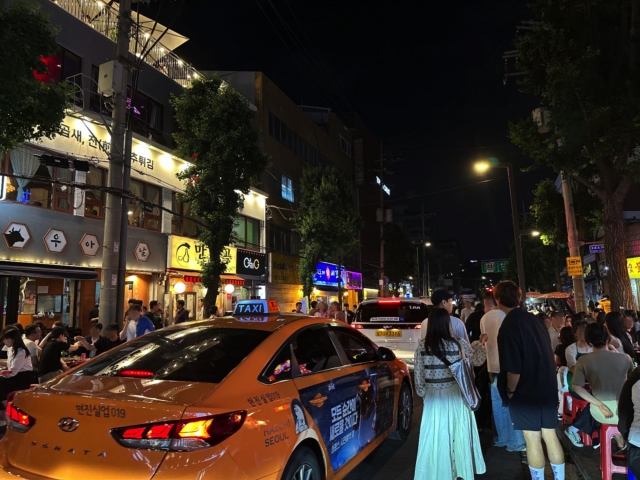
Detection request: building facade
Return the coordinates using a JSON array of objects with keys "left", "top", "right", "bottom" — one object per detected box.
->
[{"left": 0, "top": 0, "right": 202, "bottom": 331}]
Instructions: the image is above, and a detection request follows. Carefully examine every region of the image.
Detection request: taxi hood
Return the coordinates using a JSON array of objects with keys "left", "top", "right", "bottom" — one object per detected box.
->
[{"left": 40, "top": 373, "right": 218, "bottom": 405}]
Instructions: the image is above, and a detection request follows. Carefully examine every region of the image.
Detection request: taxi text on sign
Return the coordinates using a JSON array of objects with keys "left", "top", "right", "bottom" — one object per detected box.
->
[
  {"left": 566, "top": 256, "right": 583, "bottom": 276},
  {"left": 169, "top": 235, "right": 236, "bottom": 273}
]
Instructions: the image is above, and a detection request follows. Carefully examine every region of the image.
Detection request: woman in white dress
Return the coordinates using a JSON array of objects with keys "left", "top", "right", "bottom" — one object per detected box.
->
[{"left": 414, "top": 308, "right": 486, "bottom": 479}]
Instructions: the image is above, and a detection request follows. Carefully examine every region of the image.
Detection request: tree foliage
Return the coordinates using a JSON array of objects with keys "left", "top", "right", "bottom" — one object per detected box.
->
[
  {"left": 0, "top": 0, "right": 70, "bottom": 152},
  {"left": 294, "top": 166, "right": 363, "bottom": 298},
  {"left": 508, "top": 0, "right": 640, "bottom": 309},
  {"left": 171, "top": 75, "right": 268, "bottom": 307},
  {"left": 504, "top": 238, "right": 564, "bottom": 294},
  {"left": 384, "top": 223, "right": 417, "bottom": 292}
]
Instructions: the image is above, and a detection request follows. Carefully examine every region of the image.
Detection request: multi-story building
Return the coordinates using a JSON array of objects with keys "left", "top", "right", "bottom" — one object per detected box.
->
[
  {"left": 0, "top": 0, "right": 267, "bottom": 332},
  {"left": 218, "top": 72, "right": 364, "bottom": 311}
]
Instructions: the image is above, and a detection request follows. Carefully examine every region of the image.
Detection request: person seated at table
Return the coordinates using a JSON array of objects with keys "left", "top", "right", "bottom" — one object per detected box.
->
[
  {"left": 568, "top": 323, "right": 633, "bottom": 449},
  {"left": 38, "top": 327, "right": 79, "bottom": 383},
  {"left": 73, "top": 323, "right": 103, "bottom": 359},
  {"left": 0, "top": 328, "right": 37, "bottom": 427},
  {"left": 75, "top": 324, "right": 123, "bottom": 357}
]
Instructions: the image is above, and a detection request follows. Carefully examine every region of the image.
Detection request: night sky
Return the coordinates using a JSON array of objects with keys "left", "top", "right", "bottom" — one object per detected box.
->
[{"left": 162, "top": 0, "right": 554, "bottom": 261}]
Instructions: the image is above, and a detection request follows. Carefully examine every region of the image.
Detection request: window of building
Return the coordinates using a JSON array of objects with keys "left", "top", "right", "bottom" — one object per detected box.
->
[
  {"left": 268, "top": 111, "right": 330, "bottom": 168},
  {"left": 339, "top": 135, "right": 351, "bottom": 157},
  {"left": 4, "top": 147, "right": 74, "bottom": 213},
  {"left": 268, "top": 224, "right": 300, "bottom": 255},
  {"left": 85, "top": 166, "right": 106, "bottom": 219},
  {"left": 171, "top": 192, "right": 200, "bottom": 238},
  {"left": 281, "top": 174, "right": 294, "bottom": 202},
  {"left": 129, "top": 180, "right": 161, "bottom": 231},
  {"left": 233, "top": 215, "right": 260, "bottom": 250},
  {"left": 126, "top": 87, "right": 165, "bottom": 144}
]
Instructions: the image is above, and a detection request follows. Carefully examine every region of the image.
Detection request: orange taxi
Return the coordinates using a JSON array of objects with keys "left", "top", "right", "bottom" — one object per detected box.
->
[{"left": 0, "top": 299, "right": 413, "bottom": 480}]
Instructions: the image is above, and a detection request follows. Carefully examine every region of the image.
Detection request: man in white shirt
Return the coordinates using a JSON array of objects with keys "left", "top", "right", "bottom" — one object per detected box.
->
[
  {"left": 23, "top": 324, "right": 41, "bottom": 369},
  {"left": 480, "top": 291, "right": 525, "bottom": 453},
  {"left": 618, "top": 369, "right": 640, "bottom": 477},
  {"left": 196, "top": 299, "right": 205, "bottom": 320},
  {"left": 549, "top": 312, "right": 564, "bottom": 351},
  {"left": 460, "top": 301, "right": 474, "bottom": 323},
  {"left": 421, "top": 290, "right": 469, "bottom": 342}
]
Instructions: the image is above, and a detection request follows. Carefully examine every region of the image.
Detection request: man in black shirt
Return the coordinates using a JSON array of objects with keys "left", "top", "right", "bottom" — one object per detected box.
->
[
  {"left": 496, "top": 281, "right": 565, "bottom": 480},
  {"left": 38, "top": 327, "right": 78, "bottom": 383},
  {"left": 75, "top": 324, "right": 124, "bottom": 357}
]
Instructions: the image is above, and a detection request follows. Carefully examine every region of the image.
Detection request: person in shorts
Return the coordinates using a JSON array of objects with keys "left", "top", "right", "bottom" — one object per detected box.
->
[{"left": 496, "top": 281, "right": 565, "bottom": 480}]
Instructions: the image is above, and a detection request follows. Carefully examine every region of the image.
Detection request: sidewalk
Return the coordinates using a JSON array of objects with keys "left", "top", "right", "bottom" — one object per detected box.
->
[
  {"left": 557, "top": 423, "right": 628, "bottom": 480},
  {"left": 477, "top": 430, "right": 580, "bottom": 480}
]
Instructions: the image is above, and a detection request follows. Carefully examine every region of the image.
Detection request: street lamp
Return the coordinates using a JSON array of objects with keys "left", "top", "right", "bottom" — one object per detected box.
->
[{"left": 474, "top": 159, "right": 527, "bottom": 305}]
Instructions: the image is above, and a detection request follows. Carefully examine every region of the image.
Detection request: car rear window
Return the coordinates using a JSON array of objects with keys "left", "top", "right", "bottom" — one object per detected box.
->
[
  {"left": 355, "top": 302, "right": 431, "bottom": 324},
  {"left": 75, "top": 327, "right": 270, "bottom": 383}
]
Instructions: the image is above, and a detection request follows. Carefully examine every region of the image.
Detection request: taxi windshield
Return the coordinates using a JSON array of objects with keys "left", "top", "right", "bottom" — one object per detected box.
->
[{"left": 75, "top": 327, "right": 270, "bottom": 383}]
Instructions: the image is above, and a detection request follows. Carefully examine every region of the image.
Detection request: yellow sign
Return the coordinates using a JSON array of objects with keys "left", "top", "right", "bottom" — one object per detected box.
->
[
  {"left": 566, "top": 256, "right": 583, "bottom": 276},
  {"left": 628, "top": 256, "right": 640, "bottom": 279},
  {"left": 270, "top": 253, "right": 301, "bottom": 285},
  {"left": 169, "top": 235, "right": 236, "bottom": 273}
]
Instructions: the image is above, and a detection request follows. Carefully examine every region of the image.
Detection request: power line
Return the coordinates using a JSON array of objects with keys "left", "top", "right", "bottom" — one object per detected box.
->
[{"left": 360, "top": 177, "right": 503, "bottom": 206}]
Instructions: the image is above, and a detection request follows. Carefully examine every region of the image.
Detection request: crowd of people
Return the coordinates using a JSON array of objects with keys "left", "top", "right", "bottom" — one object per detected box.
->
[{"left": 412, "top": 282, "right": 640, "bottom": 480}]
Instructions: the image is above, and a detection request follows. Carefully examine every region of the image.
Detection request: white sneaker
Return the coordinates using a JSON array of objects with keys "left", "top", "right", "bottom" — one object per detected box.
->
[{"left": 564, "top": 429, "right": 583, "bottom": 447}]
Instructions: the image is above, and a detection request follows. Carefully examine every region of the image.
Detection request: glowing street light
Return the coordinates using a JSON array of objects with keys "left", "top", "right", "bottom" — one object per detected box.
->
[
  {"left": 473, "top": 158, "right": 527, "bottom": 305},
  {"left": 425, "top": 242, "right": 431, "bottom": 247}
]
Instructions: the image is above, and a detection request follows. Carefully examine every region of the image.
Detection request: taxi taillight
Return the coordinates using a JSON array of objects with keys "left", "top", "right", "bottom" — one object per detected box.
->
[
  {"left": 111, "top": 411, "right": 246, "bottom": 451},
  {"left": 6, "top": 402, "right": 35, "bottom": 433},
  {"left": 351, "top": 324, "right": 363, "bottom": 329}
]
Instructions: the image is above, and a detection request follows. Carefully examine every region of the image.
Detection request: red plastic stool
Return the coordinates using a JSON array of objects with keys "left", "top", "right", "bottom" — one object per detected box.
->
[{"left": 600, "top": 424, "right": 627, "bottom": 480}]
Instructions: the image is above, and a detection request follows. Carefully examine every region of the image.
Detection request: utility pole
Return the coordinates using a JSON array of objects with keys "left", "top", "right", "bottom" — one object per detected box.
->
[
  {"left": 421, "top": 202, "right": 427, "bottom": 297},
  {"left": 561, "top": 171, "right": 587, "bottom": 312},
  {"left": 99, "top": 0, "right": 131, "bottom": 327},
  {"left": 379, "top": 143, "right": 385, "bottom": 298}
]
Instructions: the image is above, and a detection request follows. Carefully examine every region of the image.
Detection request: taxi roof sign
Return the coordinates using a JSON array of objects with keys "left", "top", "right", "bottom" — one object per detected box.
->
[{"left": 234, "top": 299, "right": 280, "bottom": 315}]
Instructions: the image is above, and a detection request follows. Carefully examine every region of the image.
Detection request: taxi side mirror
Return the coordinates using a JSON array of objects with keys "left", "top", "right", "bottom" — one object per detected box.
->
[{"left": 378, "top": 346, "right": 396, "bottom": 361}]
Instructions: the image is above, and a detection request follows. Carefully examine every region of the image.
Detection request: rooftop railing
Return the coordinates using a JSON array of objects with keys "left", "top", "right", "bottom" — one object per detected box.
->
[{"left": 53, "top": 0, "right": 201, "bottom": 86}]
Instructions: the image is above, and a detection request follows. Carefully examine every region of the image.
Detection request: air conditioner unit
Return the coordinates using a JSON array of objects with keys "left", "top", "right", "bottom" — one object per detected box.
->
[{"left": 98, "top": 60, "right": 123, "bottom": 97}]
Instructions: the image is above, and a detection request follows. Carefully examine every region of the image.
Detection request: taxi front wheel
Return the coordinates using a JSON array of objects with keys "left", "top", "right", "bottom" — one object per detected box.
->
[
  {"left": 389, "top": 382, "right": 413, "bottom": 441},
  {"left": 282, "top": 446, "right": 322, "bottom": 480}
]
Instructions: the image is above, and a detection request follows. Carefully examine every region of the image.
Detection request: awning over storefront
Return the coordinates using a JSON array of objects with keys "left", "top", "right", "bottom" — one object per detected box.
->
[
  {"left": 221, "top": 274, "right": 245, "bottom": 286},
  {"left": 0, "top": 261, "right": 97, "bottom": 280}
]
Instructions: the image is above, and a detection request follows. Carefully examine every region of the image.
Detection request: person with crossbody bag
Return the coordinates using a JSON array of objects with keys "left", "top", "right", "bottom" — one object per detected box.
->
[{"left": 413, "top": 308, "right": 486, "bottom": 479}]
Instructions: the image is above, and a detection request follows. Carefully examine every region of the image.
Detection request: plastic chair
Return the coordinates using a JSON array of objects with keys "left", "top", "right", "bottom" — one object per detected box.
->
[{"left": 600, "top": 424, "right": 627, "bottom": 480}]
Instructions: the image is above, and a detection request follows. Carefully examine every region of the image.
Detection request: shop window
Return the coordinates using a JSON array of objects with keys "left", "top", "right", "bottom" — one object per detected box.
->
[
  {"left": 129, "top": 180, "right": 161, "bottom": 231},
  {"left": 85, "top": 167, "right": 106, "bottom": 219},
  {"left": 281, "top": 174, "right": 294, "bottom": 202},
  {"left": 4, "top": 147, "right": 74, "bottom": 213},
  {"left": 233, "top": 215, "right": 260, "bottom": 250},
  {"left": 171, "top": 192, "right": 201, "bottom": 238}
]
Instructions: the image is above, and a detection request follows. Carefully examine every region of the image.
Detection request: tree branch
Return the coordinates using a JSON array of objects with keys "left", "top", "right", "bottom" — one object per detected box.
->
[{"left": 574, "top": 174, "right": 605, "bottom": 200}]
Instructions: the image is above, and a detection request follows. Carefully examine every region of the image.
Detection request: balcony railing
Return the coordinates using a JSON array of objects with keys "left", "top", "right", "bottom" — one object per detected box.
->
[{"left": 53, "top": 0, "right": 201, "bottom": 86}]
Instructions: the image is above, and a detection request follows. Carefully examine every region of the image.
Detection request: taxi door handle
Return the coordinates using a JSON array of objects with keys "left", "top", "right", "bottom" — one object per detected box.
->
[{"left": 309, "top": 396, "right": 327, "bottom": 406}]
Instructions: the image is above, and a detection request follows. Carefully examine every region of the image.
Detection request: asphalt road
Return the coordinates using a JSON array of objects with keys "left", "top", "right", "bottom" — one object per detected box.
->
[{"left": 345, "top": 387, "right": 580, "bottom": 480}]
